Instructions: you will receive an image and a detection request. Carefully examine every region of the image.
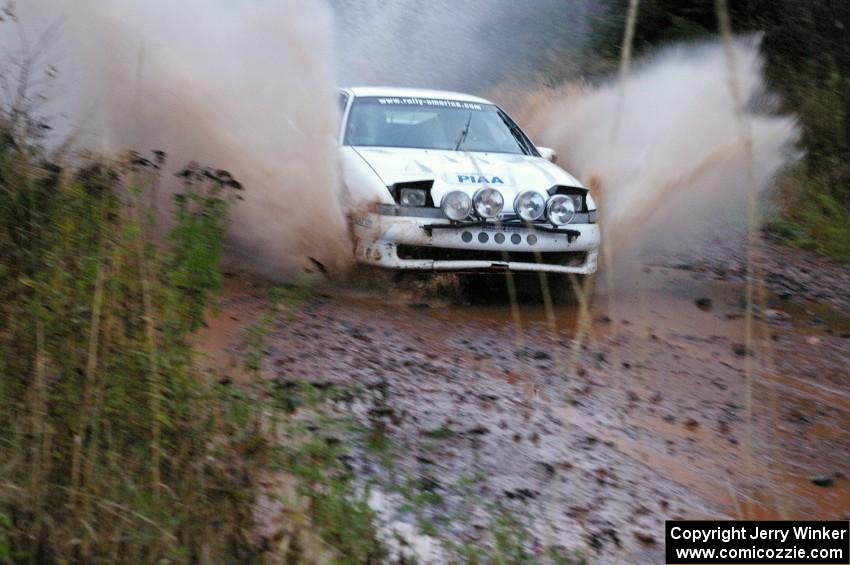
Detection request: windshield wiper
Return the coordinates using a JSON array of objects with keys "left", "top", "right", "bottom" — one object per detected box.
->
[
  {"left": 453, "top": 111, "right": 473, "bottom": 151},
  {"left": 497, "top": 110, "right": 535, "bottom": 155}
]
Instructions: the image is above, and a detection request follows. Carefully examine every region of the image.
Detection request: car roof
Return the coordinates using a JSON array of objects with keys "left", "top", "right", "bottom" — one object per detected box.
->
[{"left": 342, "top": 86, "right": 494, "bottom": 105}]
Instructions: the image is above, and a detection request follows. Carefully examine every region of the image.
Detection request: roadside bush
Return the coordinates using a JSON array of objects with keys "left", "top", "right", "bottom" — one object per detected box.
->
[
  {"left": 0, "top": 120, "right": 263, "bottom": 561},
  {"left": 768, "top": 162, "right": 850, "bottom": 261}
]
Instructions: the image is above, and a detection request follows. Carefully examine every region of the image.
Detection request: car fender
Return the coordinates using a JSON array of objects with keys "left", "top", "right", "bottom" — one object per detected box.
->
[{"left": 339, "top": 146, "right": 394, "bottom": 206}]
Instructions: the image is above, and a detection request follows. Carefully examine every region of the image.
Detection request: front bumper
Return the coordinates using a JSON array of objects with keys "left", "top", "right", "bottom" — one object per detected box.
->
[{"left": 352, "top": 212, "right": 600, "bottom": 275}]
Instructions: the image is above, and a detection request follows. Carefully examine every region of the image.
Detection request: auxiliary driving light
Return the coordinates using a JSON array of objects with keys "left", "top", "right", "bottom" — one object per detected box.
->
[
  {"left": 546, "top": 194, "right": 576, "bottom": 226},
  {"left": 441, "top": 191, "right": 473, "bottom": 221},
  {"left": 473, "top": 188, "right": 504, "bottom": 219},
  {"left": 514, "top": 191, "right": 546, "bottom": 221}
]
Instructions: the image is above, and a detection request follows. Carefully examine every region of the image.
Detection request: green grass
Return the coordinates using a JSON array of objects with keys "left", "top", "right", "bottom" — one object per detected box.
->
[
  {"left": 243, "top": 285, "right": 313, "bottom": 374},
  {"left": 424, "top": 424, "right": 458, "bottom": 439},
  {"left": 274, "top": 398, "right": 386, "bottom": 563},
  {"left": 767, "top": 164, "right": 850, "bottom": 262},
  {"left": 383, "top": 461, "right": 588, "bottom": 563},
  {"left": 439, "top": 505, "right": 588, "bottom": 564}
]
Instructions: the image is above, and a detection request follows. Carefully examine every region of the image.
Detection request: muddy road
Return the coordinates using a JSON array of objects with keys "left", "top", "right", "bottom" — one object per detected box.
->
[{"left": 205, "top": 242, "right": 849, "bottom": 563}]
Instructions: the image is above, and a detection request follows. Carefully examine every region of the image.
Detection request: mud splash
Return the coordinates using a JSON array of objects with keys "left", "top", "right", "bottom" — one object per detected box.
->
[
  {"left": 14, "top": 0, "right": 351, "bottom": 279},
  {"left": 505, "top": 38, "right": 799, "bottom": 259},
  {"left": 10, "top": 4, "right": 800, "bottom": 279}
]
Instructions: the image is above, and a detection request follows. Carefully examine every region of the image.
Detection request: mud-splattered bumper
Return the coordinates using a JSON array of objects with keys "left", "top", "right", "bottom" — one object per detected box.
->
[{"left": 353, "top": 213, "right": 599, "bottom": 274}]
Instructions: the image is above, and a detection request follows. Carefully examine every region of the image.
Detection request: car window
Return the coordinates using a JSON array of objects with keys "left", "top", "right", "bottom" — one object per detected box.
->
[{"left": 344, "top": 96, "right": 532, "bottom": 155}]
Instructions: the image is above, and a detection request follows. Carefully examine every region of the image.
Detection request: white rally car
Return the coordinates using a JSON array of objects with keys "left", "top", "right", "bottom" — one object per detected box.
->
[{"left": 338, "top": 87, "right": 599, "bottom": 276}]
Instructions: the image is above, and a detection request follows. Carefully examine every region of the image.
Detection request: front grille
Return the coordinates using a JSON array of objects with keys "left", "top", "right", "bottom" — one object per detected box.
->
[{"left": 396, "top": 245, "right": 587, "bottom": 266}]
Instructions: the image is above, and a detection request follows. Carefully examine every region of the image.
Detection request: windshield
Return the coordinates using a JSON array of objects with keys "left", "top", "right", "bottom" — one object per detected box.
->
[{"left": 344, "top": 96, "right": 535, "bottom": 155}]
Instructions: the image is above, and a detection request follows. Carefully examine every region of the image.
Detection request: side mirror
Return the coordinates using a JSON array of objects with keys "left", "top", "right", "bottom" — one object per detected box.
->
[{"left": 537, "top": 146, "right": 557, "bottom": 163}]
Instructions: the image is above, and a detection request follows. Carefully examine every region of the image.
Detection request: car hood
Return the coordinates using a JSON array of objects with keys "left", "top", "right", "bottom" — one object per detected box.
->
[{"left": 350, "top": 146, "right": 584, "bottom": 205}]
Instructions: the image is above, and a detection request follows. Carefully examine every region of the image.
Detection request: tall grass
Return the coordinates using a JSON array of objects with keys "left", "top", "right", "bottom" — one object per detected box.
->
[
  {"left": 0, "top": 119, "right": 265, "bottom": 561},
  {"left": 768, "top": 162, "right": 850, "bottom": 261}
]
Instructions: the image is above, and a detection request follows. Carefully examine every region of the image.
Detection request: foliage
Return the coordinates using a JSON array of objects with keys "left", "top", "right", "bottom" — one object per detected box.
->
[
  {"left": 271, "top": 383, "right": 385, "bottom": 564},
  {"left": 424, "top": 424, "right": 457, "bottom": 439},
  {"left": 585, "top": 0, "right": 718, "bottom": 71},
  {"left": 387, "top": 461, "right": 586, "bottom": 563},
  {"left": 167, "top": 162, "right": 244, "bottom": 331},
  {"left": 440, "top": 505, "right": 587, "bottom": 564},
  {"left": 767, "top": 163, "right": 850, "bottom": 261},
  {"left": 0, "top": 512, "right": 9, "bottom": 562},
  {"left": 0, "top": 120, "right": 263, "bottom": 561}
]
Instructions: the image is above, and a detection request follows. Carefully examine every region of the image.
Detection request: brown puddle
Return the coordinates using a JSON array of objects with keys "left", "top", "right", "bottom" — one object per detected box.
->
[
  {"left": 193, "top": 274, "right": 271, "bottom": 382},
  {"left": 419, "top": 270, "right": 751, "bottom": 341},
  {"left": 744, "top": 475, "right": 850, "bottom": 520}
]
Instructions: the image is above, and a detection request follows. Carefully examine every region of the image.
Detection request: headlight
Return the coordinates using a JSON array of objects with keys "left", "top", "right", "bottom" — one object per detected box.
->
[
  {"left": 546, "top": 194, "right": 576, "bottom": 225},
  {"left": 400, "top": 188, "right": 427, "bottom": 207},
  {"left": 473, "top": 188, "right": 504, "bottom": 219},
  {"left": 441, "top": 190, "right": 472, "bottom": 221},
  {"left": 513, "top": 191, "right": 546, "bottom": 221}
]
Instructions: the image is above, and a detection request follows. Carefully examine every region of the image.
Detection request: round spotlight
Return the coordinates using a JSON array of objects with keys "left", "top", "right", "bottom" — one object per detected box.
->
[
  {"left": 514, "top": 191, "right": 546, "bottom": 221},
  {"left": 473, "top": 188, "right": 504, "bottom": 219},
  {"left": 546, "top": 194, "right": 576, "bottom": 226},
  {"left": 441, "top": 191, "right": 472, "bottom": 221}
]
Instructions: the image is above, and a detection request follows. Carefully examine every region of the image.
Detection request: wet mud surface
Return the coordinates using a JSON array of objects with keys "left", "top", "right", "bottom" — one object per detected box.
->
[
  {"left": 667, "top": 233, "right": 850, "bottom": 311},
  {"left": 209, "top": 243, "right": 849, "bottom": 563}
]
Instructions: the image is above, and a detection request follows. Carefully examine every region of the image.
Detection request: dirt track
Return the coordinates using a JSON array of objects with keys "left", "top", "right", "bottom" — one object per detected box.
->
[{"left": 206, "top": 243, "right": 850, "bottom": 563}]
